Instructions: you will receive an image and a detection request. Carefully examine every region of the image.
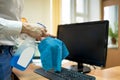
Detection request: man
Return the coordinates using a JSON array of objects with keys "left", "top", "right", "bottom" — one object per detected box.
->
[{"left": 0, "top": 0, "right": 47, "bottom": 80}]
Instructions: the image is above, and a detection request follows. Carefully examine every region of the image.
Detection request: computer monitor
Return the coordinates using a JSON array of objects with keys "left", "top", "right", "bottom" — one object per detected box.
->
[{"left": 57, "top": 20, "right": 109, "bottom": 73}]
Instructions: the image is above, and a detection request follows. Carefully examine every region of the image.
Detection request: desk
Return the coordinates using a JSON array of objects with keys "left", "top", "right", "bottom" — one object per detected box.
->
[{"left": 13, "top": 61, "right": 120, "bottom": 80}]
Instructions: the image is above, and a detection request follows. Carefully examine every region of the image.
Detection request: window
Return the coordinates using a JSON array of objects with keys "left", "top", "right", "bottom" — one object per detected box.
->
[
  {"left": 61, "top": 0, "right": 71, "bottom": 24},
  {"left": 104, "top": 5, "right": 118, "bottom": 48},
  {"left": 102, "top": 0, "right": 119, "bottom": 48},
  {"left": 61, "top": 0, "right": 89, "bottom": 24},
  {"left": 76, "top": 0, "right": 88, "bottom": 22}
]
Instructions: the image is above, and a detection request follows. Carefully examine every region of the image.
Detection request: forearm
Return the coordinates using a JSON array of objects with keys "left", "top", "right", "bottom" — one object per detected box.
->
[
  {"left": 0, "top": 18, "right": 22, "bottom": 36},
  {"left": 0, "top": 17, "right": 47, "bottom": 41},
  {"left": 21, "top": 22, "right": 31, "bottom": 35}
]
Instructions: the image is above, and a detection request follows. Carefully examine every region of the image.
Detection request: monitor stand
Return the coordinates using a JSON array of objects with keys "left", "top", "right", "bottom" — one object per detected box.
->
[{"left": 69, "top": 62, "right": 91, "bottom": 73}]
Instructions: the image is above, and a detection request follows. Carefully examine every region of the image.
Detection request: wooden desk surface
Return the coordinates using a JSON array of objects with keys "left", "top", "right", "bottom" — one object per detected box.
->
[{"left": 13, "top": 61, "right": 120, "bottom": 80}]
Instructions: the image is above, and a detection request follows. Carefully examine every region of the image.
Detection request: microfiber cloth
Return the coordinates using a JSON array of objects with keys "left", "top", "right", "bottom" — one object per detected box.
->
[{"left": 38, "top": 36, "right": 69, "bottom": 72}]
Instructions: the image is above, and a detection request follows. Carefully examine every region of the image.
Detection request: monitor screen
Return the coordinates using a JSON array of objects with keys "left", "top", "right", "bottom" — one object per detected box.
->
[{"left": 57, "top": 20, "right": 109, "bottom": 73}]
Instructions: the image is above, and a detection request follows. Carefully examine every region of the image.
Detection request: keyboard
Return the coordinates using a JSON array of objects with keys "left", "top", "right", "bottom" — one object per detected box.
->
[{"left": 34, "top": 67, "right": 96, "bottom": 80}]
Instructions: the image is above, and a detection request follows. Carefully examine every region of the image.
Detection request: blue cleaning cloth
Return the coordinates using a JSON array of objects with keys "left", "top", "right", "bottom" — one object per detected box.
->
[{"left": 38, "top": 37, "right": 69, "bottom": 72}]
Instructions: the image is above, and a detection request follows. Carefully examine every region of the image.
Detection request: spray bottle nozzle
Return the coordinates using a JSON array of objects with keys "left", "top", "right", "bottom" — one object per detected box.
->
[{"left": 37, "top": 22, "right": 46, "bottom": 28}]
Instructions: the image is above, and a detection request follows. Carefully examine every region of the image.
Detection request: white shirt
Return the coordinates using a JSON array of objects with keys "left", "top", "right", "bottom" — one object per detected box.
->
[{"left": 0, "top": 0, "right": 24, "bottom": 45}]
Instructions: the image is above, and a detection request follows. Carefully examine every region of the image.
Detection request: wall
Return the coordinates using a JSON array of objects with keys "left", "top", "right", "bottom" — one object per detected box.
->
[{"left": 22, "top": 0, "right": 51, "bottom": 32}]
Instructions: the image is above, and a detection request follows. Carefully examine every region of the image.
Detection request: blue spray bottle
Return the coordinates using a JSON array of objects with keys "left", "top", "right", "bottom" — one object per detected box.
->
[
  {"left": 10, "top": 34, "right": 36, "bottom": 71},
  {"left": 10, "top": 22, "right": 46, "bottom": 71}
]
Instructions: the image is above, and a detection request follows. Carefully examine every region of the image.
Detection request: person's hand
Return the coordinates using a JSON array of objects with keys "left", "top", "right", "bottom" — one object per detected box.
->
[
  {"left": 21, "top": 22, "right": 47, "bottom": 40},
  {"left": 45, "top": 33, "right": 56, "bottom": 38},
  {"left": 39, "top": 33, "right": 56, "bottom": 41}
]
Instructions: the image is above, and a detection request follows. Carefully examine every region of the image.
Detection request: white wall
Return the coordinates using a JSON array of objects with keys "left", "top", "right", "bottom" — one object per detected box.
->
[{"left": 22, "top": 0, "right": 51, "bottom": 32}]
